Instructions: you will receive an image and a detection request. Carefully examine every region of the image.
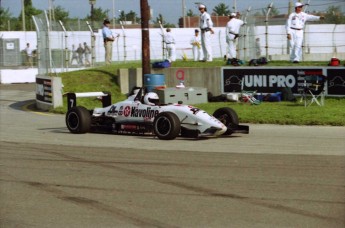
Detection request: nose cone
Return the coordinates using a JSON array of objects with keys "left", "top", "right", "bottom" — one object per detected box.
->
[{"left": 214, "top": 122, "right": 227, "bottom": 136}]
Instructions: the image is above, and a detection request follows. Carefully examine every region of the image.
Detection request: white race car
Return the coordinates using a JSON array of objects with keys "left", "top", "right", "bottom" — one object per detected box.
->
[{"left": 65, "top": 88, "right": 249, "bottom": 140}]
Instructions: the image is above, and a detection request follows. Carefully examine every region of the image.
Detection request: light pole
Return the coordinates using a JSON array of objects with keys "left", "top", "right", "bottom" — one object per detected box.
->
[
  {"left": 89, "top": 0, "right": 96, "bottom": 29},
  {"left": 112, "top": 0, "right": 115, "bottom": 28},
  {"left": 22, "top": 0, "right": 25, "bottom": 31}
]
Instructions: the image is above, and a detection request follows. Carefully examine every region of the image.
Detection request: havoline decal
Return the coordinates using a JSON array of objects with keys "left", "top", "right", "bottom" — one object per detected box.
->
[{"left": 131, "top": 107, "right": 159, "bottom": 119}]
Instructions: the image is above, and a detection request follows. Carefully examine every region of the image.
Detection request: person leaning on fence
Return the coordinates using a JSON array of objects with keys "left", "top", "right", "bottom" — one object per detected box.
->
[
  {"left": 83, "top": 42, "right": 91, "bottom": 66},
  {"left": 225, "top": 13, "right": 244, "bottom": 61},
  {"left": 76, "top": 43, "right": 84, "bottom": 66},
  {"left": 164, "top": 28, "right": 176, "bottom": 62},
  {"left": 286, "top": 2, "right": 324, "bottom": 63},
  {"left": 25, "top": 43, "right": 33, "bottom": 68},
  {"left": 70, "top": 44, "right": 78, "bottom": 66},
  {"left": 102, "top": 19, "right": 119, "bottom": 65},
  {"left": 198, "top": 4, "right": 214, "bottom": 62},
  {"left": 190, "top": 29, "right": 202, "bottom": 61}
]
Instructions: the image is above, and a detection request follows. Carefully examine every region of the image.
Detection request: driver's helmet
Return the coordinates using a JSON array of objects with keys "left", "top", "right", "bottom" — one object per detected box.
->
[{"left": 144, "top": 92, "right": 160, "bottom": 105}]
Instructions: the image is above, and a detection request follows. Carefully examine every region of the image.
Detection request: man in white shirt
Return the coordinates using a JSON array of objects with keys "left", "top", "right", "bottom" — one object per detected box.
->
[
  {"left": 225, "top": 13, "right": 244, "bottom": 61},
  {"left": 164, "top": 28, "right": 176, "bottom": 62},
  {"left": 190, "top": 29, "right": 202, "bottom": 61},
  {"left": 25, "top": 43, "right": 33, "bottom": 68},
  {"left": 286, "top": 2, "right": 324, "bottom": 63},
  {"left": 199, "top": 4, "right": 214, "bottom": 62}
]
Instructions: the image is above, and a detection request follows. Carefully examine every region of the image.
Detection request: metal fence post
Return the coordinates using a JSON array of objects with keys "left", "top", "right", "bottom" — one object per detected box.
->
[
  {"left": 86, "top": 21, "right": 96, "bottom": 67},
  {"left": 265, "top": 2, "right": 273, "bottom": 60},
  {"left": 58, "top": 20, "right": 68, "bottom": 72},
  {"left": 242, "top": 6, "right": 251, "bottom": 61},
  {"left": 32, "top": 15, "right": 40, "bottom": 71},
  {"left": 120, "top": 21, "right": 127, "bottom": 63}
]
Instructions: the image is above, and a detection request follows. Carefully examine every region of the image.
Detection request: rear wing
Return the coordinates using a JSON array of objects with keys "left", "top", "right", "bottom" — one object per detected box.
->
[{"left": 66, "top": 92, "right": 111, "bottom": 110}]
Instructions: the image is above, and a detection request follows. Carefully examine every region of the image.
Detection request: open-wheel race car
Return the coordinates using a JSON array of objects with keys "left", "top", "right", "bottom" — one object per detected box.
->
[{"left": 65, "top": 88, "right": 249, "bottom": 140}]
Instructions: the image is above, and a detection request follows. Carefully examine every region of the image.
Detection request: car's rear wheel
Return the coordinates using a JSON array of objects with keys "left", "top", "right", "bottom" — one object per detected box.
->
[
  {"left": 213, "top": 107, "right": 239, "bottom": 135},
  {"left": 153, "top": 112, "right": 180, "bottom": 140},
  {"left": 66, "top": 106, "right": 91, "bottom": 133}
]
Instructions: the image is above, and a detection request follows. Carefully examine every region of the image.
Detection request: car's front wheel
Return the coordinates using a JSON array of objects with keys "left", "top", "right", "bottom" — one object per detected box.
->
[
  {"left": 153, "top": 112, "right": 181, "bottom": 140},
  {"left": 213, "top": 107, "right": 239, "bottom": 135},
  {"left": 66, "top": 106, "right": 91, "bottom": 133}
]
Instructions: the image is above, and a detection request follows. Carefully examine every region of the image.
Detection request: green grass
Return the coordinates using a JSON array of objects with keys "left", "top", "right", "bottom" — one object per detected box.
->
[
  {"left": 54, "top": 60, "right": 345, "bottom": 126},
  {"left": 196, "top": 100, "right": 345, "bottom": 126}
]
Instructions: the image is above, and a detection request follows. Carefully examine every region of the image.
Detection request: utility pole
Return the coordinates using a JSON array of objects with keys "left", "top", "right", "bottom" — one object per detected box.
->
[
  {"left": 89, "top": 0, "right": 96, "bottom": 30},
  {"left": 182, "top": 0, "right": 186, "bottom": 27},
  {"left": 141, "top": 0, "right": 151, "bottom": 77}
]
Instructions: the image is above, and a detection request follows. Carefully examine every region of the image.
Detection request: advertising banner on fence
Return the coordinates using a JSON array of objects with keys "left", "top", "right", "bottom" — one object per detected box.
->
[
  {"left": 222, "top": 67, "right": 345, "bottom": 96},
  {"left": 327, "top": 68, "right": 345, "bottom": 96}
]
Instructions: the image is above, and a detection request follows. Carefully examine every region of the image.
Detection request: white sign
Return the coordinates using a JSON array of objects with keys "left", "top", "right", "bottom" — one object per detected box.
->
[{"left": 6, "top": 42, "right": 14, "bottom": 50}]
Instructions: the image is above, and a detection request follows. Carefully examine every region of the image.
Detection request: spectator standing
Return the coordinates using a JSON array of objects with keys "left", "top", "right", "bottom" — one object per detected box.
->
[
  {"left": 225, "top": 13, "right": 244, "bottom": 61},
  {"left": 83, "top": 42, "right": 91, "bottom": 66},
  {"left": 164, "top": 28, "right": 176, "bottom": 62},
  {"left": 286, "top": 2, "right": 324, "bottom": 63},
  {"left": 190, "top": 29, "right": 202, "bottom": 61},
  {"left": 70, "top": 44, "right": 78, "bottom": 66},
  {"left": 76, "top": 43, "right": 84, "bottom": 66},
  {"left": 25, "top": 43, "right": 33, "bottom": 67},
  {"left": 102, "top": 19, "right": 119, "bottom": 65},
  {"left": 255, "top": 38, "right": 261, "bottom": 58},
  {"left": 198, "top": 4, "right": 214, "bottom": 62}
]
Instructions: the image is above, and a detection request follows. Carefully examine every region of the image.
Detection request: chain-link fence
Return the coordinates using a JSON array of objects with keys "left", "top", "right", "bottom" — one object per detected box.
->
[
  {"left": 1, "top": 1, "right": 344, "bottom": 72},
  {"left": 236, "top": 2, "right": 345, "bottom": 61}
]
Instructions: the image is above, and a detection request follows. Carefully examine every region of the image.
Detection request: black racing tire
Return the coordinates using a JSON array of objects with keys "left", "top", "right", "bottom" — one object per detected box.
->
[
  {"left": 213, "top": 107, "right": 239, "bottom": 135},
  {"left": 66, "top": 106, "right": 91, "bottom": 134},
  {"left": 153, "top": 112, "right": 181, "bottom": 140}
]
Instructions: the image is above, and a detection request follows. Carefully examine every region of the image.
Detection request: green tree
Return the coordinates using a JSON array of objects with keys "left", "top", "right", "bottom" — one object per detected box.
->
[
  {"left": 152, "top": 14, "right": 175, "bottom": 28},
  {"left": 186, "top": 9, "right": 196, "bottom": 17},
  {"left": 261, "top": 5, "right": 280, "bottom": 16},
  {"left": 165, "top": 23, "right": 176, "bottom": 28},
  {"left": 53, "top": 5, "right": 69, "bottom": 24},
  {"left": 213, "top": 3, "right": 230, "bottom": 16},
  {"left": 152, "top": 13, "right": 165, "bottom": 27},
  {"left": 86, "top": 7, "right": 110, "bottom": 22},
  {"left": 126, "top": 10, "right": 140, "bottom": 24},
  {"left": 118, "top": 10, "right": 126, "bottom": 22},
  {"left": 0, "top": 7, "right": 12, "bottom": 31},
  {"left": 17, "top": 0, "right": 43, "bottom": 30},
  {"left": 322, "top": 6, "right": 345, "bottom": 24}
]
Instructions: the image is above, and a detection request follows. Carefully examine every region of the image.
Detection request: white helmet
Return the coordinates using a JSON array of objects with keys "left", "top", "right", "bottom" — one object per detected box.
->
[{"left": 144, "top": 92, "right": 160, "bottom": 105}]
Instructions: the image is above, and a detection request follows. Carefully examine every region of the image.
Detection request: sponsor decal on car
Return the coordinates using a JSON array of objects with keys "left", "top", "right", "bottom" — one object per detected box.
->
[
  {"left": 123, "top": 106, "right": 131, "bottom": 117},
  {"left": 130, "top": 107, "right": 159, "bottom": 119}
]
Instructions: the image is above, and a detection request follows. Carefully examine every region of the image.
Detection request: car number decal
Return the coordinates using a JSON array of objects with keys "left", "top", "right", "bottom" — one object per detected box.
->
[
  {"left": 188, "top": 106, "right": 200, "bottom": 115},
  {"left": 107, "top": 105, "right": 117, "bottom": 116}
]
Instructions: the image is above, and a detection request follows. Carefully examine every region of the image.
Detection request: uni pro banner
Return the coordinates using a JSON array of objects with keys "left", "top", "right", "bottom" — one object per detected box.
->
[{"left": 221, "top": 67, "right": 325, "bottom": 94}]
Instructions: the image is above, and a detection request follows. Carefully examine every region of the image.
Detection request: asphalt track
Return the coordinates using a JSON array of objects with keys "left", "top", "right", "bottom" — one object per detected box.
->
[{"left": 1, "top": 84, "right": 344, "bottom": 228}]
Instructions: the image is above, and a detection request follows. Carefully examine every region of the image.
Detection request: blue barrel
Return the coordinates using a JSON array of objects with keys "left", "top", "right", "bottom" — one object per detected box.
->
[{"left": 144, "top": 74, "right": 165, "bottom": 92}]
